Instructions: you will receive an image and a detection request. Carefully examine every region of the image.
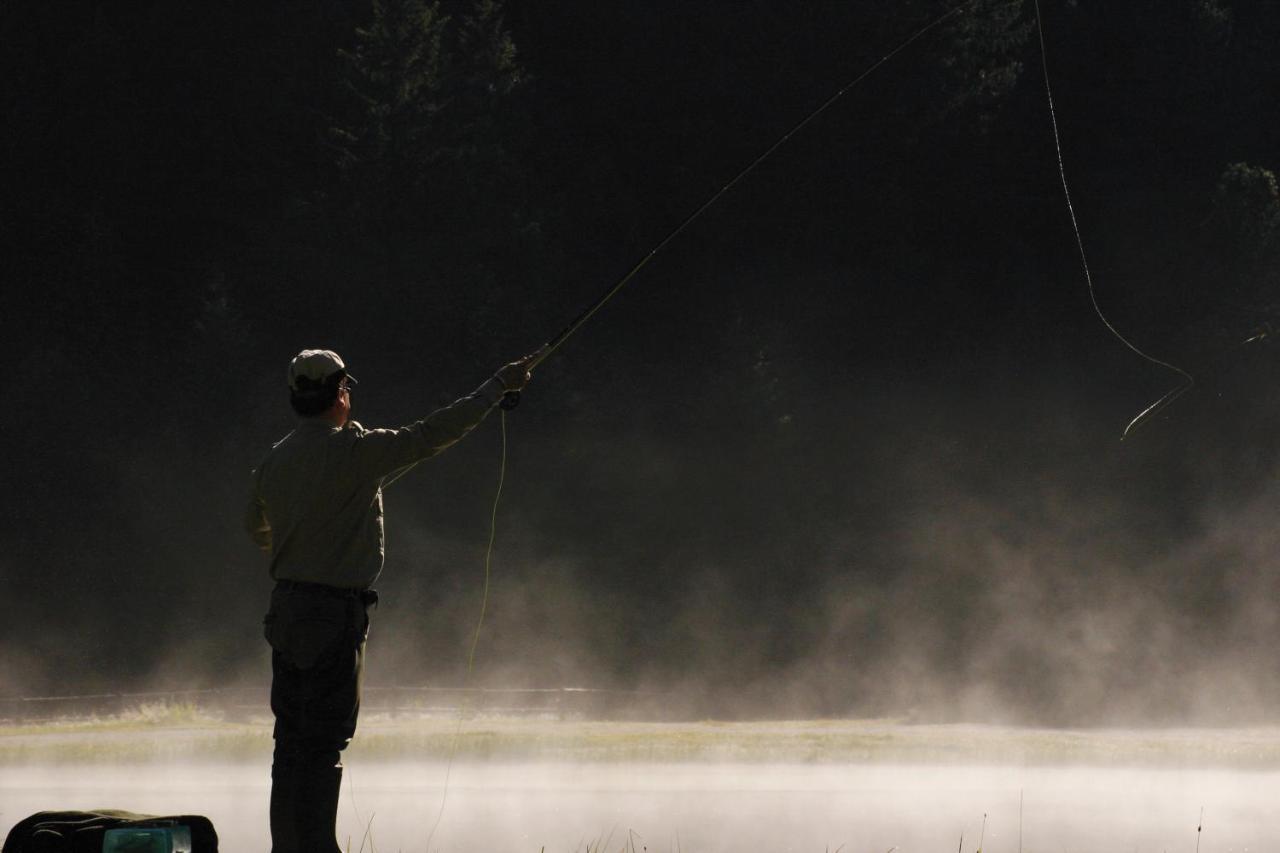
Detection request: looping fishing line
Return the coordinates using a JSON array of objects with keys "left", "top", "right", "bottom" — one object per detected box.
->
[
  {"left": 358, "top": 6, "right": 1196, "bottom": 845},
  {"left": 1032, "top": 0, "right": 1194, "bottom": 438}
]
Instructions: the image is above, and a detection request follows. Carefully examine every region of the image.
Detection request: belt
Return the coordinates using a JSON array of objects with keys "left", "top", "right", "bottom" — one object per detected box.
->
[{"left": 275, "top": 578, "right": 378, "bottom": 608}]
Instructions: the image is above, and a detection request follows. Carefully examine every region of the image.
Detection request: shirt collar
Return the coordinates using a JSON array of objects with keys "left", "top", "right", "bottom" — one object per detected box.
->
[{"left": 296, "top": 417, "right": 342, "bottom": 431}]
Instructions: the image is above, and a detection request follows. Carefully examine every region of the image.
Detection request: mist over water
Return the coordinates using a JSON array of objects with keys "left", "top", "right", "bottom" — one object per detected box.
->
[
  {"left": 5, "top": 0, "right": 1280, "bottom": 738},
  {"left": 4, "top": 757, "right": 1277, "bottom": 851},
  {"left": 8, "top": 375, "right": 1280, "bottom": 727},
  {"left": 349, "top": 389, "right": 1280, "bottom": 726}
]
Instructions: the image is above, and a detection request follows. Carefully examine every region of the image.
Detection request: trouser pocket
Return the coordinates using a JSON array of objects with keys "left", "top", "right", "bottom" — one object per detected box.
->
[{"left": 264, "top": 587, "right": 351, "bottom": 670}]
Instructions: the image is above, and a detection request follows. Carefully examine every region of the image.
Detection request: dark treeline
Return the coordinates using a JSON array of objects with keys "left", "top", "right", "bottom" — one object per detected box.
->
[{"left": 4, "top": 0, "right": 1280, "bottom": 723}]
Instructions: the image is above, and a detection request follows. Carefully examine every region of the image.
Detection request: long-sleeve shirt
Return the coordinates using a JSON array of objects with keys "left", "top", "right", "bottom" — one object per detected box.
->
[{"left": 245, "top": 377, "right": 507, "bottom": 589}]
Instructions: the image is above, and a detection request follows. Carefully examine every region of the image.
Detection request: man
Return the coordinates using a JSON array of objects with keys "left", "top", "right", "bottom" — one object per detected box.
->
[{"left": 245, "top": 348, "right": 536, "bottom": 853}]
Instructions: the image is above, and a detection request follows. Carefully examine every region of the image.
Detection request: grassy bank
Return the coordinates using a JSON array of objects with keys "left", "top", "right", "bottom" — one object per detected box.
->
[{"left": 4, "top": 705, "right": 1280, "bottom": 767}]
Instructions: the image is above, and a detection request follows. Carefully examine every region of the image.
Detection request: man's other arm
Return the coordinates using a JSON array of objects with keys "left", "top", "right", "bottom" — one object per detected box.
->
[
  {"left": 352, "top": 377, "right": 508, "bottom": 481},
  {"left": 245, "top": 470, "right": 272, "bottom": 552},
  {"left": 353, "top": 355, "right": 538, "bottom": 481}
]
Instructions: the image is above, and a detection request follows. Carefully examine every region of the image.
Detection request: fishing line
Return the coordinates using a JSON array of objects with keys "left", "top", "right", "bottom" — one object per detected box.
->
[
  {"left": 343, "top": 762, "right": 375, "bottom": 852},
  {"left": 424, "top": 408, "right": 507, "bottom": 850},
  {"left": 1032, "top": 0, "right": 1194, "bottom": 438},
  {"left": 414, "top": 0, "right": 979, "bottom": 839}
]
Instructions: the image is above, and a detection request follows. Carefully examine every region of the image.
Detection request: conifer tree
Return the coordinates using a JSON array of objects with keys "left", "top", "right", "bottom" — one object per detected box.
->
[
  {"left": 1210, "top": 163, "right": 1280, "bottom": 333},
  {"left": 938, "top": 0, "right": 1032, "bottom": 127},
  {"left": 328, "top": 0, "right": 448, "bottom": 234},
  {"left": 325, "top": 0, "right": 528, "bottom": 273}
]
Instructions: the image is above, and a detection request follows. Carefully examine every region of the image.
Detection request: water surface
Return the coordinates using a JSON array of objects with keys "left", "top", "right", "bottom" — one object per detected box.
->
[{"left": 2, "top": 760, "right": 1274, "bottom": 851}]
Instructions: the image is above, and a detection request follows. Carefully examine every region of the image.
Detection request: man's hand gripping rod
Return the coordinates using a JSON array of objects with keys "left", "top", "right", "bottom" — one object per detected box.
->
[{"left": 498, "top": 277, "right": 632, "bottom": 410}]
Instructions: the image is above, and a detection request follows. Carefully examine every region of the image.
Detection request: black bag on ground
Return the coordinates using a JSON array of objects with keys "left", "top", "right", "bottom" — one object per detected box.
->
[{"left": 2, "top": 810, "right": 217, "bottom": 853}]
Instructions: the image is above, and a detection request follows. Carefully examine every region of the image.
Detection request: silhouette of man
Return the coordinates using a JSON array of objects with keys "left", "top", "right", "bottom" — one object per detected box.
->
[{"left": 246, "top": 348, "right": 536, "bottom": 853}]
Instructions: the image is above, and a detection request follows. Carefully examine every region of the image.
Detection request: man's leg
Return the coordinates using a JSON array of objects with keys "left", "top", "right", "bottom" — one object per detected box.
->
[
  {"left": 297, "top": 604, "right": 366, "bottom": 853},
  {"left": 296, "top": 750, "right": 346, "bottom": 853},
  {"left": 271, "top": 592, "right": 368, "bottom": 853},
  {"left": 269, "top": 650, "right": 307, "bottom": 853}
]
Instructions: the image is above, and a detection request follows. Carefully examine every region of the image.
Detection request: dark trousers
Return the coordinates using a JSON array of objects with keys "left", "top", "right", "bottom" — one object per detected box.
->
[{"left": 264, "top": 581, "right": 374, "bottom": 853}]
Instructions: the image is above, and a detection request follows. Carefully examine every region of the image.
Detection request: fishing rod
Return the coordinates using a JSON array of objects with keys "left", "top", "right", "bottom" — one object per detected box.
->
[
  {"left": 384, "top": 2, "right": 976, "bottom": 495},
  {"left": 498, "top": 0, "right": 977, "bottom": 412}
]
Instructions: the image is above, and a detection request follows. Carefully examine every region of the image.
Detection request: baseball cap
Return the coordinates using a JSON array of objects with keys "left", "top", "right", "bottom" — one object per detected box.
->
[{"left": 288, "top": 349, "right": 358, "bottom": 391}]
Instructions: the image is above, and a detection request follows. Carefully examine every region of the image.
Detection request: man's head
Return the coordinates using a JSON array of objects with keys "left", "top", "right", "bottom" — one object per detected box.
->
[{"left": 288, "top": 349, "right": 357, "bottom": 423}]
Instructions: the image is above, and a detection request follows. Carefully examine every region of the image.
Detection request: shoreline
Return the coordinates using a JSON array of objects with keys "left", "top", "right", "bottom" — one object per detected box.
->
[{"left": 4, "top": 710, "right": 1280, "bottom": 768}]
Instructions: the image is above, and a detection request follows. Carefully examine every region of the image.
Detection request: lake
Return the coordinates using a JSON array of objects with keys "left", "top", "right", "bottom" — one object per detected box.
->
[{"left": 3, "top": 758, "right": 1276, "bottom": 851}]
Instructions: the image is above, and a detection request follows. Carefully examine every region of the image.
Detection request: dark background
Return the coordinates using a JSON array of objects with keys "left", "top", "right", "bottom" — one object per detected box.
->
[{"left": 4, "top": 0, "right": 1280, "bottom": 724}]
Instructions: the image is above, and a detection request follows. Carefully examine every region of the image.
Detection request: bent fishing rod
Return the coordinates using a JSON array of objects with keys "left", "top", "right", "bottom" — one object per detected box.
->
[
  {"left": 497, "top": 0, "right": 975, "bottom": 412},
  {"left": 378, "top": 0, "right": 976, "bottom": 499},
  {"left": 384, "top": 0, "right": 965, "bottom": 494}
]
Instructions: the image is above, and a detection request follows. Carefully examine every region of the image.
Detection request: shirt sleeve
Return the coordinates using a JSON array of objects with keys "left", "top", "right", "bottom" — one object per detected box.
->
[
  {"left": 245, "top": 468, "right": 273, "bottom": 552},
  {"left": 352, "top": 376, "right": 508, "bottom": 481}
]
